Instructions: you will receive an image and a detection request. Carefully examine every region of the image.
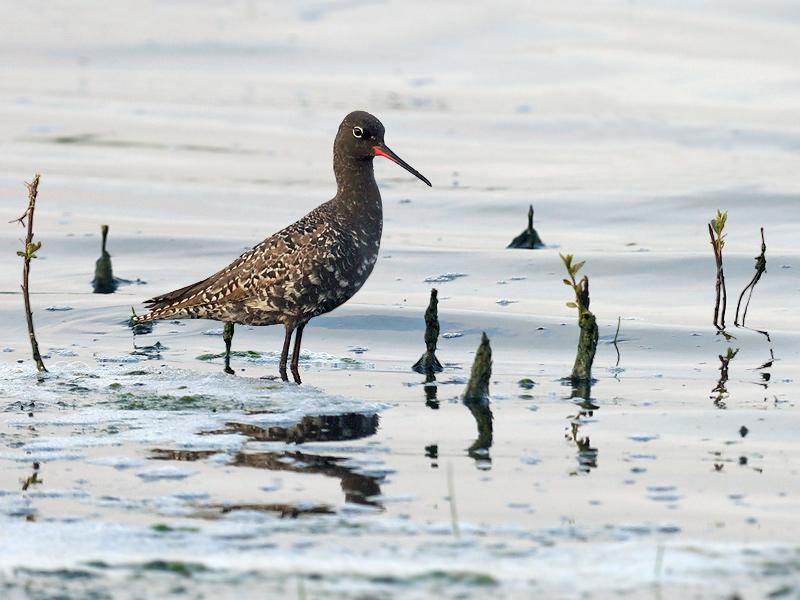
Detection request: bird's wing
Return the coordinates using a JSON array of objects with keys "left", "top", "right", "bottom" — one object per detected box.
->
[{"left": 144, "top": 208, "right": 333, "bottom": 316}]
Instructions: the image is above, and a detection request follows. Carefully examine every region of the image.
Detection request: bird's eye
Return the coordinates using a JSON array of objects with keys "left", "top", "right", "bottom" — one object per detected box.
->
[{"left": 352, "top": 126, "right": 364, "bottom": 139}]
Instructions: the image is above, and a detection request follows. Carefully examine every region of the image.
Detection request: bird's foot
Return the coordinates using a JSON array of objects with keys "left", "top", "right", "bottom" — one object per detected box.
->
[{"left": 223, "top": 365, "right": 235, "bottom": 376}]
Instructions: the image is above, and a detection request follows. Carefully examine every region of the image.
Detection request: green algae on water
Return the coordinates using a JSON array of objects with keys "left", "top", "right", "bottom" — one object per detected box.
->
[
  {"left": 142, "top": 560, "right": 208, "bottom": 576},
  {"left": 112, "top": 392, "right": 215, "bottom": 411},
  {"left": 151, "top": 523, "right": 200, "bottom": 534},
  {"left": 197, "top": 349, "right": 262, "bottom": 361}
]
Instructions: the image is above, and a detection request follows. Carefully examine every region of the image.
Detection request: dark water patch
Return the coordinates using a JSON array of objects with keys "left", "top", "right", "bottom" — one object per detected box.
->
[
  {"left": 142, "top": 560, "right": 209, "bottom": 576},
  {"left": 32, "top": 132, "right": 261, "bottom": 156},
  {"left": 13, "top": 567, "right": 97, "bottom": 580},
  {"left": 315, "top": 313, "right": 481, "bottom": 335}
]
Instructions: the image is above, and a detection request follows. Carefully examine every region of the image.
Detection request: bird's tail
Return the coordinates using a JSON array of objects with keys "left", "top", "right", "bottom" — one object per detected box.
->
[
  {"left": 135, "top": 275, "right": 215, "bottom": 323},
  {"left": 134, "top": 305, "right": 188, "bottom": 323}
]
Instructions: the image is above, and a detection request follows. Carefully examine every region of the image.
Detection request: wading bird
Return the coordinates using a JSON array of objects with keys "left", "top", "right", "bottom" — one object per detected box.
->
[{"left": 137, "top": 111, "right": 431, "bottom": 382}]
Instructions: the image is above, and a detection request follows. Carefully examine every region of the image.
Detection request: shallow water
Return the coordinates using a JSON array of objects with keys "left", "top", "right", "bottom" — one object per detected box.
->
[{"left": 1, "top": 1, "right": 800, "bottom": 598}]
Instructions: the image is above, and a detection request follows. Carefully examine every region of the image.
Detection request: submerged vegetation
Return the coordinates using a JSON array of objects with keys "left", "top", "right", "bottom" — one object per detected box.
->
[
  {"left": 412, "top": 288, "right": 444, "bottom": 374},
  {"left": 463, "top": 332, "right": 492, "bottom": 403},
  {"left": 10, "top": 174, "right": 47, "bottom": 373},
  {"left": 92, "top": 224, "right": 118, "bottom": 294},
  {"left": 462, "top": 333, "right": 494, "bottom": 465},
  {"left": 560, "top": 254, "right": 598, "bottom": 383},
  {"left": 507, "top": 205, "right": 545, "bottom": 249}
]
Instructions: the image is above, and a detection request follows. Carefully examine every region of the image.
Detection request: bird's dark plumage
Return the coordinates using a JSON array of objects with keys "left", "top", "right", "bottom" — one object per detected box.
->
[{"left": 138, "top": 110, "right": 430, "bottom": 380}]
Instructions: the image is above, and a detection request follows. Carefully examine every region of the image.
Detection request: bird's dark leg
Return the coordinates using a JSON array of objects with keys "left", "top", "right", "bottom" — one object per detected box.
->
[
  {"left": 290, "top": 322, "right": 306, "bottom": 384},
  {"left": 279, "top": 323, "right": 294, "bottom": 381},
  {"left": 222, "top": 322, "right": 235, "bottom": 375}
]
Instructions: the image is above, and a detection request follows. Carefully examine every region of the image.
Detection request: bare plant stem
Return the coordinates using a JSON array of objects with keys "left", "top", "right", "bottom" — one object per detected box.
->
[
  {"left": 10, "top": 174, "right": 47, "bottom": 373},
  {"left": 735, "top": 227, "right": 766, "bottom": 327},
  {"left": 707, "top": 223, "right": 727, "bottom": 330}
]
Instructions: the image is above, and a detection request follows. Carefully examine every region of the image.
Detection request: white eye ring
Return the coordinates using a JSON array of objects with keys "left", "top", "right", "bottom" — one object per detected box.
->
[{"left": 352, "top": 126, "right": 364, "bottom": 139}]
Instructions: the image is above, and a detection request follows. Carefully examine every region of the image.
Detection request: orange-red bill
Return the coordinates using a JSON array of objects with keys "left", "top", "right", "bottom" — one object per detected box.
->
[{"left": 373, "top": 145, "right": 431, "bottom": 187}]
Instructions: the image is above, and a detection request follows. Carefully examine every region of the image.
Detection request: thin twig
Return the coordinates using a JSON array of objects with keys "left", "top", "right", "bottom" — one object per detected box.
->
[
  {"left": 613, "top": 316, "right": 621, "bottom": 367},
  {"left": 13, "top": 174, "right": 47, "bottom": 373},
  {"left": 446, "top": 462, "right": 460, "bottom": 538},
  {"left": 735, "top": 227, "right": 766, "bottom": 327}
]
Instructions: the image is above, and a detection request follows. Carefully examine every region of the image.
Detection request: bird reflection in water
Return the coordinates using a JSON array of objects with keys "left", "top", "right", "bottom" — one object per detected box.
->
[{"left": 151, "top": 413, "right": 384, "bottom": 513}]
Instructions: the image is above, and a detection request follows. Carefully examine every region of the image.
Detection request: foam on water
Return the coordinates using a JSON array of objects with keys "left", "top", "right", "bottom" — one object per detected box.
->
[{"left": 0, "top": 362, "right": 389, "bottom": 457}]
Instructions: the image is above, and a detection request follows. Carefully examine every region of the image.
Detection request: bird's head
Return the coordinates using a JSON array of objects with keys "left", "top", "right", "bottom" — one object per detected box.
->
[{"left": 335, "top": 110, "right": 431, "bottom": 186}]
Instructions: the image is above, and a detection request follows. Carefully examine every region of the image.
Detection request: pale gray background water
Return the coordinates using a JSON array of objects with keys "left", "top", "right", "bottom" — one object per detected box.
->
[{"left": 1, "top": 1, "right": 799, "bottom": 598}]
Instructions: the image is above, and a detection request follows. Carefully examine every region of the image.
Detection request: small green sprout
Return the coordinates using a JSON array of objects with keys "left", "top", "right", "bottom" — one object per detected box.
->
[
  {"left": 560, "top": 253, "right": 588, "bottom": 314},
  {"left": 710, "top": 209, "right": 727, "bottom": 251},
  {"left": 16, "top": 241, "right": 42, "bottom": 260}
]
